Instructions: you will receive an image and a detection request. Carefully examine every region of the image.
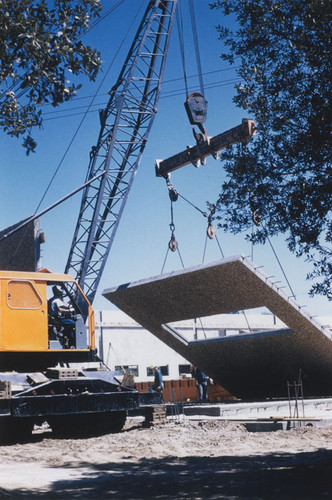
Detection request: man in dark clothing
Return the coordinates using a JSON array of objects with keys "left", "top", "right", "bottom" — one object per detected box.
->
[
  {"left": 48, "top": 286, "right": 76, "bottom": 348},
  {"left": 149, "top": 365, "right": 164, "bottom": 395},
  {"left": 191, "top": 365, "right": 208, "bottom": 402}
]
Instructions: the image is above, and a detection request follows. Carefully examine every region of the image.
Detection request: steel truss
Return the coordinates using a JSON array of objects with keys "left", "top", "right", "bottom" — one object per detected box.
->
[{"left": 65, "top": 0, "right": 177, "bottom": 303}]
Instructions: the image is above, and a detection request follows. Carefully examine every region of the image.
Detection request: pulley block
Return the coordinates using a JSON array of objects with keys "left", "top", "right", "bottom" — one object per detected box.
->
[
  {"left": 184, "top": 92, "right": 208, "bottom": 125},
  {"left": 207, "top": 223, "right": 216, "bottom": 240},
  {"left": 168, "top": 234, "right": 178, "bottom": 252},
  {"left": 168, "top": 186, "right": 178, "bottom": 202}
]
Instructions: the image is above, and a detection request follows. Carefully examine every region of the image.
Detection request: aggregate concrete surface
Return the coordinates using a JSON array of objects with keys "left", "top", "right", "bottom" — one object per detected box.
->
[
  {"left": 103, "top": 255, "right": 332, "bottom": 399},
  {"left": 0, "top": 418, "right": 332, "bottom": 499}
]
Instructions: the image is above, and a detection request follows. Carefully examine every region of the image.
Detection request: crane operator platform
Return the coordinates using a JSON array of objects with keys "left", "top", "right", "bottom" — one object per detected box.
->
[{"left": 48, "top": 286, "right": 76, "bottom": 348}]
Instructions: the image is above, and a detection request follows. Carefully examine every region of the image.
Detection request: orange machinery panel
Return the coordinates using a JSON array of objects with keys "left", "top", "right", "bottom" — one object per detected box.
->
[{"left": 0, "top": 276, "right": 48, "bottom": 351}]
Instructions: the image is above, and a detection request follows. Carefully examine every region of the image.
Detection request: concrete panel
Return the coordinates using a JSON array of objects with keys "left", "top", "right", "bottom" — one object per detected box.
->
[{"left": 103, "top": 255, "right": 332, "bottom": 399}]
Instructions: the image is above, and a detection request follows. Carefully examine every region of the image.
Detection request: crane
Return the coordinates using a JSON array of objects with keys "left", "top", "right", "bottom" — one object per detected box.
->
[
  {"left": 0, "top": 0, "right": 179, "bottom": 443},
  {"left": 65, "top": 0, "right": 177, "bottom": 304}
]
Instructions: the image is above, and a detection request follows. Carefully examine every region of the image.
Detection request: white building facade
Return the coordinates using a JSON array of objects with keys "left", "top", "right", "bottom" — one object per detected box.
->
[{"left": 95, "top": 310, "right": 324, "bottom": 383}]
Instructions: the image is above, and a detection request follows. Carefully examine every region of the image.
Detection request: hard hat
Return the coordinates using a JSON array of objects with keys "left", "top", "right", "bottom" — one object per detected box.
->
[{"left": 52, "top": 286, "right": 64, "bottom": 296}]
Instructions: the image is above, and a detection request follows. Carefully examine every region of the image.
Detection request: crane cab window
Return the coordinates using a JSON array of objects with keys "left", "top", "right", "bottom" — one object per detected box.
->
[{"left": 7, "top": 280, "right": 42, "bottom": 309}]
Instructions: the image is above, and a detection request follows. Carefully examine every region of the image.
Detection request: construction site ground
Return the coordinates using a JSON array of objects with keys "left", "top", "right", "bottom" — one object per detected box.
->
[{"left": 1, "top": 414, "right": 331, "bottom": 499}]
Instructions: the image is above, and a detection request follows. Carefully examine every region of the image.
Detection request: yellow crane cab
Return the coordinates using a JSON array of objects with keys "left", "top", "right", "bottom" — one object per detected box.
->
[{"left": 0, "top": 269, "right": 95, "bottom": 371}]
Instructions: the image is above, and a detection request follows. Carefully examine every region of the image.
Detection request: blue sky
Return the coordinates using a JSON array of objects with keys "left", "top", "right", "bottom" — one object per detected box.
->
[{"left": 1, "top": 0, "right": 330, "bottom": 317}]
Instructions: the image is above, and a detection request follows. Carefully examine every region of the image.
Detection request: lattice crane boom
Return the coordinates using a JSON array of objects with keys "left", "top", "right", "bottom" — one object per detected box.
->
[{"left": 65, "top": 0, "right": 177, "bottom": 304}]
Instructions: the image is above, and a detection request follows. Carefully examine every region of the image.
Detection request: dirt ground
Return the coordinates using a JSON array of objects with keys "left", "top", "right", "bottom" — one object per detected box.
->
[{"left": 0, "top": 418, "right": 331, "bottom": 499}]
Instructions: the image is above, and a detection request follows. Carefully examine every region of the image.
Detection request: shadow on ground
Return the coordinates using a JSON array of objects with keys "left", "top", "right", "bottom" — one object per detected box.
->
[{"left": 0, "top": 449, "right": 331, "bottom": 499}]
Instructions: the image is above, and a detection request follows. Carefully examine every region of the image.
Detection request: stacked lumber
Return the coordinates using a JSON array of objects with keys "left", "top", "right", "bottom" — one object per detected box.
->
[{"left": 144, "top": 404, "right": 167, "bottom": 426}]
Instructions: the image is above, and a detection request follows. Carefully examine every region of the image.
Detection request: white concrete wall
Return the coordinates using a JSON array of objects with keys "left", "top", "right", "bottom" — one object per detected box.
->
[{"left": 97, "top": 310, "right": 190, "bottom": 382}]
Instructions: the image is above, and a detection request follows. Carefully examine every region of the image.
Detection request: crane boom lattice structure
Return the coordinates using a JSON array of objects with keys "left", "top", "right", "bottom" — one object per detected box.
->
[{"left": 65, "top": 0, "right": 177, "bottom": 304}]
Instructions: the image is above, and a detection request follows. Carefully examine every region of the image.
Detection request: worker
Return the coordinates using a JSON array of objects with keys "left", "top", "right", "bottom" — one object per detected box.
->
[
  {"left": 48, "top": 286, "right": 76, "bottom": 348},
  {"left": 149, "top": 365, "right": 164, "bottom": 396},
  {"left": 191, "top": 365, "right": 208, "bottom": 402}
]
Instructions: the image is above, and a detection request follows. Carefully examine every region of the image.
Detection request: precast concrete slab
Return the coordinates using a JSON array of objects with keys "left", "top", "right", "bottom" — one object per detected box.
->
[
  {"left": 103, "top": 255, "right": 332, "bottom": 399},
  {"left": 182, "top": 398, "right": 332, "bottom": 430}
]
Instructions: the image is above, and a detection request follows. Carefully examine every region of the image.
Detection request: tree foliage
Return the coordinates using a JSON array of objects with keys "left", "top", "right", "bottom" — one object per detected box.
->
[
  {"left": 0, "top": 0, "right": 102, "bottom": 153},
  {"left": 210, "top": 0, "right": 332, "bottom": 299}
]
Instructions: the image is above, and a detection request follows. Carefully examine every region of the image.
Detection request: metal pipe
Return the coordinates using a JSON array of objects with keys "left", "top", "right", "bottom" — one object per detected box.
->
[{"left": 0, "top": 170, "right": 106, "bottom": 243}]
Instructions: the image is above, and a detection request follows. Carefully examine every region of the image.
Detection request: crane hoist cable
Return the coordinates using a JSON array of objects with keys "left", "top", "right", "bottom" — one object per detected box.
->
[
  {"left": 162, "top": 4, "right": 294, "bottom": 328},
  {"left": 243, "top": 156, "right": 297, "bottom": 299},
  {"left": 161, "top": 188, "right": 224, "bottom": 339},
  {"left": 41, "top": 75, "right": 241, "bottom": 122},
  {"left": 160, "top": 227, "right": 185, "bottom": 276},
  {"left": 264, "top": 227, "right": 297, "bottom": 299},
  {"left": 209, "top": 185, "right": 297, "bottom": 299},
  {"left": 188, "top": 0, "right": 205, "bottom": 96},
  {"left": 175, "top": 0, "right": 208, "bottom": 142},
  {"left": 162, "top": 176, "right": 226, "bottom": 268},
  {"left": 160, "top": 191, "right": 185, "bottom": 274},
  {"left": 42, "top": 67, "right": 241, "bottom": 121},
  {"left": 202, "top": 231, "right": 225, "bottom": 264},
  {"left": 164, "top": 175, "right": 296, "bottom": 308},
  {"left": 166, "top": 178, "right": 222, "bottom": 247},
  {"left": 176, "top": 1, "right": 189, "bottom": 98},
  {"left": 176, "top": 0, "right": 205, "bottom": 98},
  {"left": 197, "top": 317, "right": 208, "bottom": 340},
  {"left": 163, "top": 181, "right": 252, "bottom": 336}
]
